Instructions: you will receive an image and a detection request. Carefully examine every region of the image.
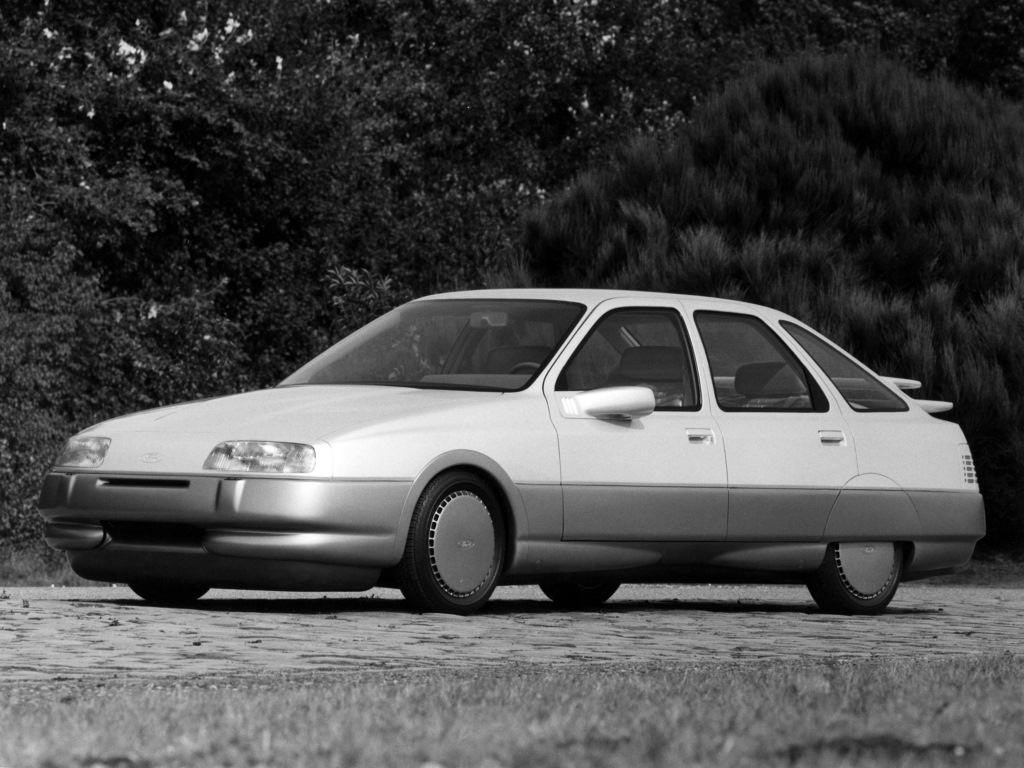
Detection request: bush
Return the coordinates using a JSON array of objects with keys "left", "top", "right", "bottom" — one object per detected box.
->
[
  {"left": 512, "top": 53, "right": 1024, "bottom": 551},
  {"left": 0, "top": 192, "right": 99, "bottom": 556}
]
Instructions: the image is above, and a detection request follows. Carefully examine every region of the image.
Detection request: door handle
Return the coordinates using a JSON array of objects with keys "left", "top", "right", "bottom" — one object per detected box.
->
[
  {"left": 819, "top": 430, "right": 846, "bottom": 445},
  {"left": 687, "top": 428, "right": 716, "bottom": 445}
]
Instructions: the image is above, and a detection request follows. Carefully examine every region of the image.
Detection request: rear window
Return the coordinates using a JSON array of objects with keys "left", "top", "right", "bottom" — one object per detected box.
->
[{"left": 782, "top": 322, "right": 909, "bottom": 412}]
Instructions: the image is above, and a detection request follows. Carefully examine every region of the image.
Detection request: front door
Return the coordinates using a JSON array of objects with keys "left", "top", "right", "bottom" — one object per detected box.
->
[{"left": 547, "top": 302, "right": 728, "bottom": 541}]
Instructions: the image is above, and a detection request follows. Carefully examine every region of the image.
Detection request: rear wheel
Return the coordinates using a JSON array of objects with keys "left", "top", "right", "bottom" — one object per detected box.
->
[
  {"left": 807, "top": 542, "right": 902, "bottom": 615},
  {"left": 539, "top": 580, "right": 620, "bottom": 610},
  {"left": 397, "top": 471, "right": 506, "bottom": 615},
  {"left": 129, "top": 582, "right": 209, "bottom": 606}
]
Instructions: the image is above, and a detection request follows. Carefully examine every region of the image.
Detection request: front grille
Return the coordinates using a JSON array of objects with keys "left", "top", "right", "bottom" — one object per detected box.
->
[{"left": 104, "top": 521, "right": 204, "bottom": 548}]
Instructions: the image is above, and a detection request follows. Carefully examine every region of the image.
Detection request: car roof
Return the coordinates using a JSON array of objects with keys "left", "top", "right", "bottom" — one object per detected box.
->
[{"left": 420, "top": 288, "right": 791, "bottom": 320}]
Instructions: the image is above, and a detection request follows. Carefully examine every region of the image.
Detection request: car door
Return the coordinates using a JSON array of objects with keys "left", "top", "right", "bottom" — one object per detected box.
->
[
  {"left": 546, "top": 300, "right": 728, "bottom": 541},
  {"left": 691, "top": 310, "right": 858, "bottom": 541}
]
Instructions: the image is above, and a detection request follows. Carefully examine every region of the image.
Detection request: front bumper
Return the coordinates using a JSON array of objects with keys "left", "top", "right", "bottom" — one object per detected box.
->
[{"left": 39, "top": 472, "right": 413, "bottom": 590}]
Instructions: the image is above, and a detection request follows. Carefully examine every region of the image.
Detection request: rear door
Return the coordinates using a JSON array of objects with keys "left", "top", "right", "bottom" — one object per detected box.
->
[
  {"left": 691, "top": 310, "right": 858, "bottom": 541},
  {"left": 546, "top": 299, "right": 728, "bottom": 541}
]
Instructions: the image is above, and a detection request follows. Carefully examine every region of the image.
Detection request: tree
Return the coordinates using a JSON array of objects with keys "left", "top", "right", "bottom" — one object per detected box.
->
[{"left": 4, "top": 1, "right": 1024, "bottom": 567}]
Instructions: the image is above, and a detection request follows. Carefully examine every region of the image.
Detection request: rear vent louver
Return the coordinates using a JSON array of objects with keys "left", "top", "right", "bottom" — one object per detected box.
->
[{"left": 959, "top": 445, "right": 978, "bottom": 486}]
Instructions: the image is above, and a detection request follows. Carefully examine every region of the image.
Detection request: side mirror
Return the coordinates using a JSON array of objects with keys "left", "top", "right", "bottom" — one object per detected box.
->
[{"left": 560, "top": 386, "right": 656, "bottom": 421}]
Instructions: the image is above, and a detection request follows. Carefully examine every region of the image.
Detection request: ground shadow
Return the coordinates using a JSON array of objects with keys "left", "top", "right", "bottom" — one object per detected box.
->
[{"left": 75, "top": 592, "right": 936, "bottom": 617}]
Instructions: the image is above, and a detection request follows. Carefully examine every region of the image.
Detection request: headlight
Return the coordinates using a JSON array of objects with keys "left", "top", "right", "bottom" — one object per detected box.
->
[
  {"left": 55, "top": 437, "right": 111, "bottom": 468},
  {"left": 203, "top": 441, "right": 316, "bottom": 474}
]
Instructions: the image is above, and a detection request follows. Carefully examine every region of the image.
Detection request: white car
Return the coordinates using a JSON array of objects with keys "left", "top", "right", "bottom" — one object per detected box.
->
[{"left": 40, "top": 289, "right": 985, "bottom": 614}]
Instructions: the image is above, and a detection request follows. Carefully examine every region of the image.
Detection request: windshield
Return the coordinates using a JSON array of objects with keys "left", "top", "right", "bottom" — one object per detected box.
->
[{"left": 281, "top": 299, "right": 586, "bottom": 392}]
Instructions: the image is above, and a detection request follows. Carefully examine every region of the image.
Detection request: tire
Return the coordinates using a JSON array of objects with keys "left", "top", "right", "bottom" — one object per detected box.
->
[
  {"left": 397, "top": 471, "right": 506, "bottom": 615},
  {"left": 539, "top": 580, "right": 620, "bottom": 610},
  {"left": 129, "top": 582, "right": 209, "bottom": 606},
  {"left": 807, "top": 542, "right": 903, "bottom": 615}
]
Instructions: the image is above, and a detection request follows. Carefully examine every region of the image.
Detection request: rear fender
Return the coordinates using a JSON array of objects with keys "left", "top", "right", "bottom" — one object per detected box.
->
[{"left": 822, "top": 474, "right": 923, "bottom": 540}]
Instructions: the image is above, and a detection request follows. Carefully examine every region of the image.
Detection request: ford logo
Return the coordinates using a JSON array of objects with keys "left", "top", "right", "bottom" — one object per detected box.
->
[
  {"left": 456, "top": 540, "right": 475, "bottom": 549},
  {"left": 141, "top": 453, "right": 163, "bottom": 464}
]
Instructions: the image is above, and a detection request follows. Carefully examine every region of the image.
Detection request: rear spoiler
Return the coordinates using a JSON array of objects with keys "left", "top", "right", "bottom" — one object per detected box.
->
[{"left": 882, "top": 377, "right": 953, "bottom": 414}]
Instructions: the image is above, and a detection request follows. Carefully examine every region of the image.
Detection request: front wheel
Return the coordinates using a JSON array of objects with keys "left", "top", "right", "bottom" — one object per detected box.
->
[
  {"left": 539, "top": 580, "right": 620, "bottom": 610},
  {"left": 129, "top": 582, "right": 209, "bottom": 606},
  {"left": 807, "top": 542, "right": 902, "bottom": 615},
  {"left": 397, "top": 471, "right": 506, "bottom": 615}
]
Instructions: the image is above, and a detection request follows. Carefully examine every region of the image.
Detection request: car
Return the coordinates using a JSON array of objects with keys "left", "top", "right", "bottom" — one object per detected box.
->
[{"left": 39, "top": 289, "right": 985, "bottom": 614}]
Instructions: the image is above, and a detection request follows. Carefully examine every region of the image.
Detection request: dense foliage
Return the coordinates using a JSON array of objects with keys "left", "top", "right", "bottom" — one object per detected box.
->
[
  {"left": 2, "top": 0, "right": 1023, "bottom": 564},
  {"left": 514, "top": 53, "right": 1024, "bottom": 549}
]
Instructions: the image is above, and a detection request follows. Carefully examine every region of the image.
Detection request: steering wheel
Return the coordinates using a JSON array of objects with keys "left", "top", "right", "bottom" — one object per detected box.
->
[{"left": 508, "top": 361, "right": 540, "bottom": 375}]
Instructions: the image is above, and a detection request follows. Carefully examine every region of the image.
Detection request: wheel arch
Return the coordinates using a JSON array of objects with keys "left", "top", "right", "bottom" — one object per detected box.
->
[
  {"left": 822, "top": 475, "right": 923, "bottom": 540},
  {"left": 390, "top": 450, "right": 527, "bottom": 568},
  {"left": 822, "top": 475, "right": 928, "bottom": 579}
]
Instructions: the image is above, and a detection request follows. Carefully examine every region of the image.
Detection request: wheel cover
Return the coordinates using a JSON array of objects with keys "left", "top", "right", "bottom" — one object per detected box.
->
[
  {"left": 835, "top": 542, "right": 896, "bottom": 598},
  {"left": 428, "top": 490, "right": 496, "bottom": 598}
]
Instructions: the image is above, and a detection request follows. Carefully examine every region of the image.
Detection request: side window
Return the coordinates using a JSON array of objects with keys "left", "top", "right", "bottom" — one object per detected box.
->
[
  {"left": 782, "top": 322, "right": 909, "bottom": 412},
  {"left": 694, "top": 312, "right": 826, "bottom": 412},
  {"left": 556, "top": 309, "right": 700, "bottom": 411}
]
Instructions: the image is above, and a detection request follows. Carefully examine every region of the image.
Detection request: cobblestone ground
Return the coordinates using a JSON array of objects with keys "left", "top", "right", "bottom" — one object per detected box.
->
[{"left": 1, "top": 584, "right": 1021, "bottom": 682}]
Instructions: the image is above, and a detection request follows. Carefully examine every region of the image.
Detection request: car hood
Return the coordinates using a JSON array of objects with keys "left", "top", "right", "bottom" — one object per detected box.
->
[{"left": 79, "top": 386, "right": 502, "bottom": 476}]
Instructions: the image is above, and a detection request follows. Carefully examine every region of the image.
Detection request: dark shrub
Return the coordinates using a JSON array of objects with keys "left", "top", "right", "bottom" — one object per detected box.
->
[{"left": 512, "top": 53, "right": 1024, "bottom": 550}]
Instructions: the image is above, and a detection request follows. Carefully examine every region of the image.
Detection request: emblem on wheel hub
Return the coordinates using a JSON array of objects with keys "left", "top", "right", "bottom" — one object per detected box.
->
[{"left": 429, "top": 490, "right": 495, "bottom": 597}]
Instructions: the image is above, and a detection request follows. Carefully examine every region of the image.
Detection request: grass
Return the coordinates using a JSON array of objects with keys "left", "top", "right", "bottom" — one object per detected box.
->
[
  {"left": 0, "top": 548, "right": 91, "bottom": 588},
  {"left": 1, "top": 656, "right": 1021, "bottom": 767}
]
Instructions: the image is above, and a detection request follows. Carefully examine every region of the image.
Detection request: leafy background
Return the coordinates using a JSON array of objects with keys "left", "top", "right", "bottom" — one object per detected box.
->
[{"left": 2, "top": 0, "right": 1022, "bottom": 569}]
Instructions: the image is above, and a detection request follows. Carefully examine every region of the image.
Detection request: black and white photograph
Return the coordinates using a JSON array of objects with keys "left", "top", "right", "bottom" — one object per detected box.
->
[{"left": 2, "top": 1, "right": 1023, "bottom": 765}]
